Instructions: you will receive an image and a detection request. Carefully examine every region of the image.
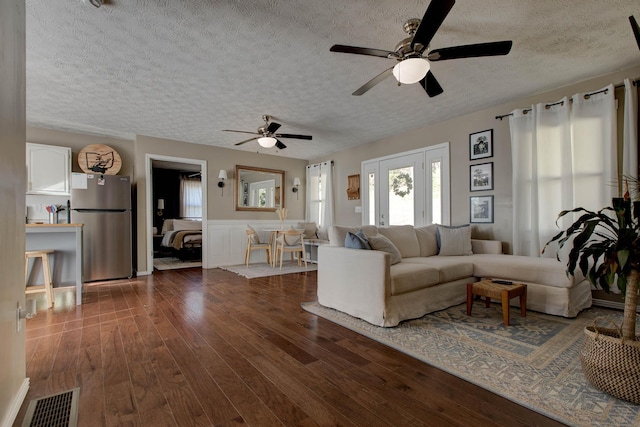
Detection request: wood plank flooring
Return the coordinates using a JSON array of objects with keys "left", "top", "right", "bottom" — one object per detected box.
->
[{"left": 14, "top": 268, "right": 566, "bottom": 426}]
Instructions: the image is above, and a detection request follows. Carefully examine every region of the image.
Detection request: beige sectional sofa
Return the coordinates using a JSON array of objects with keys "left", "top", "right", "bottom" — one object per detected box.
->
[{"left": 317, "top": 224, "right": 592, "bottom": 327}]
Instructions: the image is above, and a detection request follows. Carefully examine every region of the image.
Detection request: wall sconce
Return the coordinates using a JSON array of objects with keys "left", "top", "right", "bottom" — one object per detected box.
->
[
  {"left": 157, "top": 199, "right": 165, "bottom": 217},
  {"left": 292, "top": 177, "right": 301, "bottom": 200},
  {"left": 218, "top": 169, "right": 227, "bottom": 196}
]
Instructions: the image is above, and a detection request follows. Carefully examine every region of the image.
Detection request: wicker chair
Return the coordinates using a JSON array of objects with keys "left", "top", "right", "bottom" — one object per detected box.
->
[
  {"left": 274, "top": 229, "right": 307, "bottom": 270},
  {"left": 245, "top": 228, "right": 271, "bottom": 266}
]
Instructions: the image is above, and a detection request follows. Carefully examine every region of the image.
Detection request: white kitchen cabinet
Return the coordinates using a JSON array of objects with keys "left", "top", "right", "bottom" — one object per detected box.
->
[{"left": 26, "top": 143, "right": 71, "bottom": 195}]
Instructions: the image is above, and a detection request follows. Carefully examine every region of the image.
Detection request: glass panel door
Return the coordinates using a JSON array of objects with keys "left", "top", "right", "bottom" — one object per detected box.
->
[{"left": 380, "top": 153, "right": 423, "bottom": 226}]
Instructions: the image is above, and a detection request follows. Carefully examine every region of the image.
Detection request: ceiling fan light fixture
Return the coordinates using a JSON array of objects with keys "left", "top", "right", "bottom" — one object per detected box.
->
[
  {"left": 257, "top": 136, "right": 277, "bottom": 148},
  {"left": 392, "top": 57, "right": 430, "bottom": 84}
]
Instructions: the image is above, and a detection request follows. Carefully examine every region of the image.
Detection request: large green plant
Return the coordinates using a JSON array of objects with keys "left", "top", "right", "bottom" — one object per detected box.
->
[{"left": 543, "top": 201, "right": 640, "bottom": 340}]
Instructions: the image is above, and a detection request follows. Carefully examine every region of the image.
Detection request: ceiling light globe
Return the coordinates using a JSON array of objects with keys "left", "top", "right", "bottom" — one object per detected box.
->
[
  {"left": 257, "top": 136, "right": 277, "bottom": 148},
  {"left": 392, "top": 58, "right": 430, "bottom": 84}
]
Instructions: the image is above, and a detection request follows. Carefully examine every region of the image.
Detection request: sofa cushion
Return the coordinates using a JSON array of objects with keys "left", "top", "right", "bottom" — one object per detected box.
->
[
  {"left": 368, "top": 234, "right": 402, "bottom": 265},
  {"left": 414, "top": 224, "right": 438, "bottom": 256},
  {"left": 378, "top": 225, "right": 420, "bottom": 258},
  {"left": 345, "top": 230, "right": 371, "bottom": 250},
  {"left": 437, "top": 225, "right": 472, "bottom": 256},
  {"left": 297, "top": 222, "right": 318, "bottom": 239},
  {"left": 471, "top": 254, "right": 584, "bottom": 288},
  {"left": 403, "top": 257, "right": 474, "bottom": 283},
  {"left": 389, "top": 263, "right": 440, "bottom": 295},
  {"left": 329, "top": 225, "right": 378, "bottom": 246}
]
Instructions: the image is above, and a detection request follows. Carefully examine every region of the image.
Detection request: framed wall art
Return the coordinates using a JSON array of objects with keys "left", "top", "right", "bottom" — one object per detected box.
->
[
  {"left": 470, "top": 195, "right": 494, "bottom": 223},
  {"left": 469, "top": 129, "right": 493, "bottom": 160},
  {"left": 347, "top": 174, "right": 360, "bottom": 200},
  {"left": 470, "top": 162, "right": 493, "bottom": 192}
]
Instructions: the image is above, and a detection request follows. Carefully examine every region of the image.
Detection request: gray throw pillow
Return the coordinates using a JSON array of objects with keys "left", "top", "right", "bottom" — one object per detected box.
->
[
  {"left": 437, "top": 225, "right": 473, "bottom": 256},
  {"left": 368, "top": 234, "right": 402, "bottom": 265},
  {"left": 344, "top": 230, "right": 371, "bottom": 250}
]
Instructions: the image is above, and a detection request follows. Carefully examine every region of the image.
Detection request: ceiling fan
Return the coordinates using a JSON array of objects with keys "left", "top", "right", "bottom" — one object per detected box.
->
[
  {"left": 330, "top": 0, "right": 513, "bottom": 97},
  {"left": 223, "top": 115, "right": 312, "bottom": 150},
  {"left": 631, "top": 15, "right": 640, "bottom": 52}
]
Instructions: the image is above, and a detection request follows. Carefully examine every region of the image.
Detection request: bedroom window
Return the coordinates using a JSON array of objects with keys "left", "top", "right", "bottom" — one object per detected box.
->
[{"left": 180, "top": 175, "right": 202, "bottom": 218}]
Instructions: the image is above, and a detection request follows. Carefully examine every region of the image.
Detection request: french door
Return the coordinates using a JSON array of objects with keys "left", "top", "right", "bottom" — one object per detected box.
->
[{"left": 362, "top": 143, "right": 449, "bottom": 227}]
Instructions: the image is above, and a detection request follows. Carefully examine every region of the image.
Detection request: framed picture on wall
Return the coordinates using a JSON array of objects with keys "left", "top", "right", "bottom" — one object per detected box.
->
[
  {"left": 470, "top": 162, "right": 493, "bottom": 192},
  {"left": 470, "top": 195, "right": 494, "bottom": 223},
  {"left": 469, "top": 129, "right": 493, "bottom": 160}
]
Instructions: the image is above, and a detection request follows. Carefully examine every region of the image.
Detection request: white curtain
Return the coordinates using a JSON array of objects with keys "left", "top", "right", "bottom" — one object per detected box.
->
[
  {"left": 510, "top": 84, "right": 616, "bottom": 257},
  {"left": 623, "top": 79, "right": 638, "bottom": 181},
  {"left": 180, "top": 175, "right": 202, "bottom": 218},
  {"left": 305, "top": 161, "right": 334, "bottom": 229}
]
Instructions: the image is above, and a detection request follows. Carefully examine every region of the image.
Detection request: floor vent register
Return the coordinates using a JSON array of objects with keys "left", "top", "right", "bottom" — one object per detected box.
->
[{"left": 22, "top": 388, "right": 79, "bottom": 427}]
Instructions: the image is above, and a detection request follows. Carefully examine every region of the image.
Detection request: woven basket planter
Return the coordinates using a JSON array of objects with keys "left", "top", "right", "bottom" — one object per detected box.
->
[{"left": 581, "top": 321, "right": 640, "bottom": 404}]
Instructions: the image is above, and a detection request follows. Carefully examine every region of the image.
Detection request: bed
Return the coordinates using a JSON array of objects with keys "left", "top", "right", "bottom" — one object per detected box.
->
[{"left": 160, "top": 219, "right": 202, "bottom": 260}]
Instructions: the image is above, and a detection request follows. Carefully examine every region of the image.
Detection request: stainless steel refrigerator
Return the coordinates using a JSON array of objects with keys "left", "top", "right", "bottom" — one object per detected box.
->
[{"left": 71, "top": 173, "right": 132, "bottom": 282}]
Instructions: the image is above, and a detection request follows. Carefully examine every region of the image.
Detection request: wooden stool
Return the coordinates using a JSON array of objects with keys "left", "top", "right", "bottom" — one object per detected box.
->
[
  {"left": 466, "top": 279, "right": 527, "bottom": 326},
  {"left": 25, "top": 250, "right": 55, "bottom": 308}
]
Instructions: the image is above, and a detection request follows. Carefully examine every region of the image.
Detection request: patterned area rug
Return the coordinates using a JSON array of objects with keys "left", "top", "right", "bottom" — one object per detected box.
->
[
  {"left": 301, "top": 301, "right": 640, "bottom": 427},
  {"left": 220, "top": 262, "right": 317, "bottom": 278},
  {"left": 153, "top": 257, "right": 202, "bottom": 270}
]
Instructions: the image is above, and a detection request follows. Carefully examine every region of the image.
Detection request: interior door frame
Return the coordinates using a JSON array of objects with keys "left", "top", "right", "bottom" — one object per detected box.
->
[
  {"left": 361, "top": 142, "right": 450, "bottom": 227},
  {"left": 145, "top": 154, "right": 208, "bottom": 272}
]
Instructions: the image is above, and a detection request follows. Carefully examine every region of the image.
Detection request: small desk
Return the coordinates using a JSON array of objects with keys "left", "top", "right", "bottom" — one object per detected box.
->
[
  {"left": 26, "top": 224, "right": 83, "bottom": 305},
  {"left": 466, "top": 279, "right": 527, "bottom": 326}
]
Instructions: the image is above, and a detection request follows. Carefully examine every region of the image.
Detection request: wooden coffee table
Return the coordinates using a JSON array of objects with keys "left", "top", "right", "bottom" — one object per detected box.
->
[{"left": 466, "top": 279, "right": 527, "bottom": 326}]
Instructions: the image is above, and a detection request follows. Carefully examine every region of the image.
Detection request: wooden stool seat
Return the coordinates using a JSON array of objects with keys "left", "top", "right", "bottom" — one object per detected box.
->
[{"left": 25, "top": 249, "right": 55, "bottom": 308}]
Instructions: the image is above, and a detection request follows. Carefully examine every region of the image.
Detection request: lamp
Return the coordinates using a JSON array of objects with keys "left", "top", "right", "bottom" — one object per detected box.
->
[
  {"left": 392, "top": 57, "right": 430, "bottom": 84},
  {"left": 218, "top": 169, "right": 227, "bottom": 196},
  {"left": 292, "top": 177, "right": 301, "bottom": 200},
  {"left": 157, "top": 199, "right": 165, "bottom": 217},
  {"left": 257, "top": 136, "right": 277, "bottom": 148}
]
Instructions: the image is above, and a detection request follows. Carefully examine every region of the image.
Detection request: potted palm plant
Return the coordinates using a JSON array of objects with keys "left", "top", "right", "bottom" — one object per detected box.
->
[{"left": 544, "top": 195, "right": 640, "bottom": 403}]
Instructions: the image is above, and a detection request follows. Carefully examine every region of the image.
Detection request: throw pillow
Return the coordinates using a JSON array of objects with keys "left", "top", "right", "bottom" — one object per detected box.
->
[
  {"left": 246, "top": 225, "right": 260, "bottom": 244},
  {"left": 415, "top": 224, "right": 438, "bottom": 256},
  {"left": 368, "top": 234, "right": 402, "bottom": 265},
  {"left": 437, "top": 225, "right": 473, "bottom": 256},
  {"left": 296, "top": 221, "right": 318, "bottom": 239},
  {"left": 344, "top": 230, "right": 371, "bottom": 250}
]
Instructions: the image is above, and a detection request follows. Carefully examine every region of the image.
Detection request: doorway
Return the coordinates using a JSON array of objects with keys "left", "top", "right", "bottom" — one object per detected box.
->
[{"left": 145, "top": 154, "right": 208, "bottom": 273}]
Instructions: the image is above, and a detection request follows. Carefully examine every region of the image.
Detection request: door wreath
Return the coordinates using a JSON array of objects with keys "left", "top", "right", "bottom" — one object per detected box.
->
[{"left": 391, "top": 172, "right": 413, "bottom": 198}]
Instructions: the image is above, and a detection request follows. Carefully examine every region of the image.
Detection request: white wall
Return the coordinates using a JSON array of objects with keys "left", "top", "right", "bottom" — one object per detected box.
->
[
  {"left": 313, "top": 64, "right": 640, "bottom": 253},
  {"left": 0, "top": 0, "right": 28, "bottom": 425}
]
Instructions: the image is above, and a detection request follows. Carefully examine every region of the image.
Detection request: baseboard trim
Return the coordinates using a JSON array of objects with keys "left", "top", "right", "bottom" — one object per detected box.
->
[
  {"left": 592, "top": 298, "right": 640, "bottom": 312},
  {"left": 1, "top": 377, "right": 29, "bottom": 427}
]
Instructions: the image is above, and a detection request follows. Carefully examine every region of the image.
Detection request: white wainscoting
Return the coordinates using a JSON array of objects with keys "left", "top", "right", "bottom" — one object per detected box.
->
[{"left": 205, "top": 220, "right": 300, "bottom": 268}]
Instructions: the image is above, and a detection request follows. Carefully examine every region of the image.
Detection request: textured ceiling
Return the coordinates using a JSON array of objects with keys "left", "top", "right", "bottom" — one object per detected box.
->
[{"left": 26, "top": 0, "right": 640, "bottom": 160}]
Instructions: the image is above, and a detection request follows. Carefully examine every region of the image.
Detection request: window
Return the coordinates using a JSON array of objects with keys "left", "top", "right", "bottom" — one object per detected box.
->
[{"left": 180, "top": 175, "right": 202, "bottom": 218}]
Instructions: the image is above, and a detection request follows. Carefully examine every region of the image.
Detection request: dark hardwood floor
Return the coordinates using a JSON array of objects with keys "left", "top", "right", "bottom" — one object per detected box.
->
[{"left": 15, "top": 268, "right": 565, "bottom": 426}]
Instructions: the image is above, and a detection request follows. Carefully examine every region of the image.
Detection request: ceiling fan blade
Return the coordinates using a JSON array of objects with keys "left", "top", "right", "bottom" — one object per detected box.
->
[
  {"left": 428, "top": 40, "right": 513, "bottom": 61},
  {"left": 419, "top": 71, "right": 444, "bottom": 97},
  {"left": 223, "top": 129, "right": 259, "bottom": 136},
  {"left": 275, "top": 140, "right": 287, "bottom": 150},
  {"left": 352, "top": 67, "right": 394, "bottom": 96},
  {"left": 631, "top": 16, "right": 640, "bottom": 51},
  {"left": 267, "top": 122, "right": 282, "bottom": 133},
  {"left": 330, "top": 44, "right": 396, "bottom": 59},
  {"left": 275, "top": 133, "right": 313, "bottom": 140},
  {"left": 411, "top": 0, "right": 456, "bottom": 51},
  {"left": 234, "top": 137, "right": 258, "bottom": 146}
]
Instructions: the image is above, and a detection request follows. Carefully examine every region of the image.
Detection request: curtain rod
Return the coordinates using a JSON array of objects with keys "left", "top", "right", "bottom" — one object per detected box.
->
[
  {"left": 495, "top": 78, "right": 639, "bottom": 121},
  {"left": 306, "top": 160, "right": 334, "bottom": 168}
]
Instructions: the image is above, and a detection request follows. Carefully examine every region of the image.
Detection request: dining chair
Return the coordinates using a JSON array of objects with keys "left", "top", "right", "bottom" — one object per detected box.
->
[
  {"left": 275, "top": 229, "right": 307, "bottom": 270},
  {"left": 245, "top": 228, "right": 271, "bottom": 266}
]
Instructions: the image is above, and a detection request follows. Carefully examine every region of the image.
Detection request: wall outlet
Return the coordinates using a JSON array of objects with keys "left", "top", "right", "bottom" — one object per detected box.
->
[{"left": 355, "top": 206, "right": 362, "bottom": 213}]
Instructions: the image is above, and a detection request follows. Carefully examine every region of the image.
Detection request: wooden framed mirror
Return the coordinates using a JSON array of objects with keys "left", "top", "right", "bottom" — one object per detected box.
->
[{"left": 235, "top": 165, "right": 285, "bottom": 212}]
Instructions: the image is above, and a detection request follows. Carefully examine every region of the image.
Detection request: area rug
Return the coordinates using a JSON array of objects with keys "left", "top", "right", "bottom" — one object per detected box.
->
[
  {"left": 301, "top": 301, "right": 640, "bottom": 427},
  {"left": 154, "top": 257, "right": 202, "bottom": 270},
  {"left": 220, "top": 262, "right": 317, "bottom": 278}
]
